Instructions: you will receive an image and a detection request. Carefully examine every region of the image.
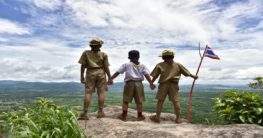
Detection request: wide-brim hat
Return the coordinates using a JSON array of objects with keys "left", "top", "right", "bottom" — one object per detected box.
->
[
  {"left": 89, "top": 38, "right": 104, "bottom": 46},
  {"left": 158, "top": 49, "right": 175, "bottom": 57}
]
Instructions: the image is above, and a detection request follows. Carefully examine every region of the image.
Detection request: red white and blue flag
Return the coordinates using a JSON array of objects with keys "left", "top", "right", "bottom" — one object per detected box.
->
[
  {"left": 204, "top": 46, "right": 220, "bottom": 60},
  {"left": 187, "top": 45, "right": 220, "bottom": 123}
]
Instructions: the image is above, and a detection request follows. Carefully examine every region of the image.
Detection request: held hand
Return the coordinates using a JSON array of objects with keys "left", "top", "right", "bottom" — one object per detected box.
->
[
  {"left": 150, "top": 84, "right": 156, "bottom": 90},
  {"left": 193, "top": 75, "right": 198, "bottom": 80},
  {"left": 80, "top": 77, "right": 85, "bottom": 84},
  {"left": 107, "top": 79, "right": 113, "bottom": 85},
  {"left": 105, "top": 85, "right": 108, "bottom": 91}
]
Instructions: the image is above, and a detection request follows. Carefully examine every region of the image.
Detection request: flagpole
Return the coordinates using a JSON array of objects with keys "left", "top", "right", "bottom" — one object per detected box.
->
[{"left": 187, "top": 45, "right": 208, "bottom": 124}]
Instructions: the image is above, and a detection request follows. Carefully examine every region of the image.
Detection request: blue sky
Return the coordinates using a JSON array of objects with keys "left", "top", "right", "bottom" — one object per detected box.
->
[{"left": 0, "top": 0, "right": 263, "bottom": 84}]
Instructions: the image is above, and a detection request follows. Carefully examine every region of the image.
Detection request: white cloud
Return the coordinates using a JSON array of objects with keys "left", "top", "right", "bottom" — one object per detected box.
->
[
  {"left": 65, "top": 0, "right": 213, "bottom": 43},
  {"left": 63, "top": 0, "right": 263, "bottom": 48},
  {"left": 0, "top": 0, "right": 263, "bottom": 85},
  {"left": 1, "top": 37, "right": 262, "bottom": 84},
  {"left": 0, "top": 39, "right": 82, "bottom": 82},
  {"left": 0, "top": 58, "right": 79, "bottom": 82},
  {"left": 0, "top": 38, "right": 8, "bottom": 42},
  {"left": 0, "top": 18, "right": 30, "bottom": 35},
  {"left": 26, "top": 0, "right": 63, "bottom": 10}
]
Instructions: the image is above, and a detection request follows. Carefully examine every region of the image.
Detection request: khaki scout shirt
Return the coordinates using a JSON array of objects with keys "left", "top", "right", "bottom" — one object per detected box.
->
[
  {"left": 78, "top": 50, "right": 110, "bottom": 68},
  {"left": 150, "top": 62, "right": 191, "bottom": 83}
]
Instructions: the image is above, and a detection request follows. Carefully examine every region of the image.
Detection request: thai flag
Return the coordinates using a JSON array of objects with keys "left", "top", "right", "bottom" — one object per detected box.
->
[{"left": 204, "top": 46, "right": 220, "bottom": 60}]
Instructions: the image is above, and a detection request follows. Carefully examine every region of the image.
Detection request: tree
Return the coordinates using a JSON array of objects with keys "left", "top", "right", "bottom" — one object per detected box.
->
[{"left": 248, "top": 77, "right": 263, "bottom": 90}]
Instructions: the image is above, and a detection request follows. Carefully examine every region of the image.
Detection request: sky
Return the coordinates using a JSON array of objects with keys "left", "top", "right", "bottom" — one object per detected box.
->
[{"left": 0, "top": 0, "right": 262, "bottom": 85}]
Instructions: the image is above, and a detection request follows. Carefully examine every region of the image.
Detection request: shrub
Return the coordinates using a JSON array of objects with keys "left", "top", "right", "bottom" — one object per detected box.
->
[
  {"left": 213, "top": 90, "right": 263, "bottom": 126},
  {"left": 1, "top": 98, "right": 86, "bottom": 138},
  {"left": 249, "top": 77, "right": 263, "bottom": 90}
]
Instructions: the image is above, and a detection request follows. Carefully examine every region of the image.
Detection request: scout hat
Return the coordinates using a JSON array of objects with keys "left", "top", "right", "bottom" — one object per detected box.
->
[
  {"left": 159, "top": 49, "right": 175, "bottom": 57},
  {"left": 89, "top": 38, "right": 104, "bottom": 46}
]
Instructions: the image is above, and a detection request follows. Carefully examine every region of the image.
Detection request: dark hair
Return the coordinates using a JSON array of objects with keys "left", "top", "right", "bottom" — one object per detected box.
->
[
  {"left": 90, "top": 44, "right": 102, "bottom": 48},
  {"left": 128, "top": 50, "right": 140, "bottom": 59},
  {"left": 162, "top": 55, "right": 174, "bottom": 61}
]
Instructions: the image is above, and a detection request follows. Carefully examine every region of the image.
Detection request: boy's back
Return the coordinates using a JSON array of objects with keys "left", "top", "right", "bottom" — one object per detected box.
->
[
  {"left": 149, "top": 49, "right": 197, "bottom": 123},
  {"left": 110, "top": 50, "right": 154, "bottom": 121},
  {"left": 118, "top": 62, "right": 149, "bottom": 82},
  {"left": 151, "top": 62, "right": 191, "bottom": 83},
  {"left": 79, "top": 50, "right": 109, "bottom": 69}
]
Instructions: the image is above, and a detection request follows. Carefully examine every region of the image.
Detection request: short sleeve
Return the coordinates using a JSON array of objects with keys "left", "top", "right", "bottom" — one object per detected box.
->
[
  {"left": 78, "top": 51, "right": 87, "bottom": 65},
  {"left": 103, "top": 54, "right": 110, "bottom": 67},
  {"left": 142, "top": 65, "right": 150, "bottom": 75},
  {"left": 117, "top": 64, "right": 126, "bottom": 74},
  {"left": 150, "top": 64, "right": 161, "bottom": 78},
  {"left": 179, "top": 63, "right": 191, "bottom": 76}
]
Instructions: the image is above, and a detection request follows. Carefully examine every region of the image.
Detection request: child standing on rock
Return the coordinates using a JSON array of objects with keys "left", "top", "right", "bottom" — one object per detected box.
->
[
  {"left": 110, "top": 50, "right": 155, "bottom": 121},
  {"left": 78, "top": 38, "right": 112, "bottom": 120},
  {"left": 150, "top": 49, "right": 198, "bottom": 123}
]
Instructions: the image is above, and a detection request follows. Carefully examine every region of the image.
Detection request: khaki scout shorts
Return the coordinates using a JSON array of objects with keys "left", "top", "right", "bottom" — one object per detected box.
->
[
  {"left": 85, "top": 68, "right": 106, "bottom": 94},
  {"left": 123, "top": 81, "right": 145, "bottom": 104},
  {"left": 156, "top": 81, "right": 179, "bottom": 102}
]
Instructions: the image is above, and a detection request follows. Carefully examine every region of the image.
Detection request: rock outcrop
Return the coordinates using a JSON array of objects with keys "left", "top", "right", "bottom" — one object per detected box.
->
[{"left": 78, "top": 106, "right": 263, "bottom": 138}]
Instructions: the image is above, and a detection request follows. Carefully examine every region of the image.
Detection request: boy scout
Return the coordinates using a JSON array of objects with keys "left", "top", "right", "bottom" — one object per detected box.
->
[
  {"left": 110, "top": 50, "right": 155, "bottom": 121},
  {"left": 150, "top": 49, "right": 198, "bottom": 123},
  {"left": 78, "top": 38, "right": 112, "bottom": 120}
]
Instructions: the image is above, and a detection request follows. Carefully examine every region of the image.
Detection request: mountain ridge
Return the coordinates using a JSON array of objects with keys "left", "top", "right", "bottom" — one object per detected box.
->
[{"left": 0, "top": 80, "right": 252, "bottom": 92}]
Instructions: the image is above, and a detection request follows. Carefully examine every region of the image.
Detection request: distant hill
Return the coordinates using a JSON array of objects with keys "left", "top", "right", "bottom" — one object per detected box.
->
[
  {"left": 178, "top": 84, "right": 253, "bottom": 92},
  {"left": 0, "top": 80, "right": 252, "bottom": 93},
  {"left": 0, "top": 80, "right": 83, "bottom": 92},
  {"left": 0, "top": 80, "right": 124, "bottom": 92}
]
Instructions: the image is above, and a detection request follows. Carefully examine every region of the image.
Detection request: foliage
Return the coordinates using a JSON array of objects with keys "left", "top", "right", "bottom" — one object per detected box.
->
[
  {"left": 1, "top": 98, "right": 86, "bottom": 138},
  {"left": 249, "top": 77, "right": 263, "bottom": 90},
  {"left": 1, "top": 81, "right": 251, "bottom": 126},
  {"left": 0, "top": 88, "right": 228, "bottom": 125},
  {"left": 213, "top": 90, "right": 263, "bottom": 126}
]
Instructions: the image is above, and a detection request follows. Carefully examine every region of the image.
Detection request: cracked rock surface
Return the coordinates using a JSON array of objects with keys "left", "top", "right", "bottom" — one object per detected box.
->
[{"left": 78, "top": 106, "right": 263, "bottom": 138}]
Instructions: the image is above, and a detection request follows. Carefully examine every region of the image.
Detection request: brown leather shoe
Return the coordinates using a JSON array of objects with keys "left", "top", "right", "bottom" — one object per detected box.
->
[
  {"left": 150, "top": 115, "right": 160, "bottom": 123},
  {"left": 118, "top": 113, "right": 127, "bottom": 121},
  {"left": 137, "top": 115, "right": 146, "bottom": 121},
  {"left": 78, "top": 113, "right": 89, "bottom": 120},
  {"left": 96, "top": 111, "right": 105, "bottom": 118}
]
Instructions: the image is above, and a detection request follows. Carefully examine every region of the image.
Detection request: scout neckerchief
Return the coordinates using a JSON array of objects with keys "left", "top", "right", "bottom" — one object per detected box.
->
[
  {"left": 130, "top": 59, "right": 140, "bottom": 65},
  {"left": 130, "top": 62, "right": 141, "bottom": 69}
]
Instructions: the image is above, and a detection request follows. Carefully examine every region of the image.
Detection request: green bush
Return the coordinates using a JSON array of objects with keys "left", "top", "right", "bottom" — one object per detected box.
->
[
  {"left": 249, "top": 77, "right": 263, "bottom": 90},
  {"left": 1, "top": 98, "right": 86, "bottom": 138},
  {"left": 213, "top": 90, "right": 263, "bottom": 126}
]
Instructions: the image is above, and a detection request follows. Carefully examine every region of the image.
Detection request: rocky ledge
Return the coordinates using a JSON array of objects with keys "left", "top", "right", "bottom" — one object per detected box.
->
[{"left": 78, "top": 106, "right": 263, "bottom": 138}]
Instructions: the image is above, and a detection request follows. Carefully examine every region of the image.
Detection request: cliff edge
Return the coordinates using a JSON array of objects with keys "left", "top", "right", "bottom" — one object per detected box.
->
[{"left": 78, "top": 106, "right": 263, "bottom": 138}]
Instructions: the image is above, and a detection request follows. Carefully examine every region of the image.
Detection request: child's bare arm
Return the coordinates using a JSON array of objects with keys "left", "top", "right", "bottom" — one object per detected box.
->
[
  {"left": 151, "top": 75, "right": 158, "bottom": 84},
  {"left": 144, "top": 74, "right": 156, "bottom": 90},
  {"left": 104, "top": 66, "right": 111, "bottom": 79},
  {"left": 104, "top": 66, "right": 113, "bottom": 84},
  {"left": 144, "top": 74, "right": 152, "bottom": 84},
  {"left": 111, "top": 72, "right": 120, "bottom": 80},
  {"left": 80, "top": 65, "right": 86, "bottom": 84},
  {"left": 190, "top": 74, "right": 198, "bottom": 80}
]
